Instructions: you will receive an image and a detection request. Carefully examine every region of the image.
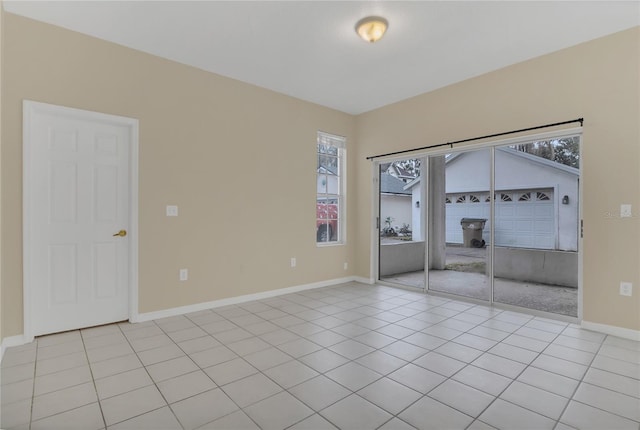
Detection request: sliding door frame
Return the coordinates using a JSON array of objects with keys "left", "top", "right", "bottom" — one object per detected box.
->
[
  {"left": 370, "top": 127, "right": 583, "bottom": 322},
  {"left": 372, "top": 159, "right": 428, "bottom": 292}
]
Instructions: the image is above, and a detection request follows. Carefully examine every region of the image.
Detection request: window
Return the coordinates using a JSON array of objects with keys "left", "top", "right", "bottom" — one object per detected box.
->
[
  {"left": 456, "top": 195, "right": 467, "bottom": 203},
  {"left": 518, "top": 192, "right": 532, "bottom": 202},
  {"left": 317, "top": 132, "right": 346, "bottom": 244},
  {"left": 469, "top": 195, "right": 480, "bottom": 203},
  {"left": 537, "top": 192, "right": 550, "bottom": 201}
]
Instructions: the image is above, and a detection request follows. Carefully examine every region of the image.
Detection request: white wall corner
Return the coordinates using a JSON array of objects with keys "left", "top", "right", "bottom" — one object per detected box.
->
[
  {"left": 135, "top": 276, "right": 362, "bottom": 323},
  {"left": 353, "top": 276, "right": 375, "bottom": 285},
  {"left": 581, "top": 320, "right": 640, "bottom": 341}
]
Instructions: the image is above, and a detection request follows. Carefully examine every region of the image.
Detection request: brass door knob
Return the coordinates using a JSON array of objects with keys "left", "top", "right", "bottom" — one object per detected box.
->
[{"left": 113, "top": 229, "right": 127, "bottom": 237}]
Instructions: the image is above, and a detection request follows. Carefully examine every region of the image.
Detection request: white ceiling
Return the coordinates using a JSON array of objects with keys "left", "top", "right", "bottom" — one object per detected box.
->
[{"left": 4, "top": 1, "right": 639, "bottom": 114}]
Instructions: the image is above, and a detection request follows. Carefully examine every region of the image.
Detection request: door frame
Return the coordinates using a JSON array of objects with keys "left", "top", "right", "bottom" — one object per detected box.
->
[
  {"left": 373, "top": 157, "right": 428, "bottom": 291},
  {"left": 370, "top": 127, "right": 583, "bottom": 321},
  {"left": 22, "top": 100, "right": 139, "bottom": 342}
]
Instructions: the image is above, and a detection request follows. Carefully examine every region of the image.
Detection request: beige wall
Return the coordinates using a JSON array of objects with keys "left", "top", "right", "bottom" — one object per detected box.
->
[
  {"left": 355, "top": 27, "right": 640, "bottom": 331},
  {"left": 1, "top": 14, "right": 356, "bottom": 337},
  {"left": 2, "top": 13, "right": 639, "bottom": 338}
]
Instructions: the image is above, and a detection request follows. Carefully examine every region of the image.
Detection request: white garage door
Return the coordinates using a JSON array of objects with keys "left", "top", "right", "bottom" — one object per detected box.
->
[{"left": 446, "top": 189, "right": 556, "bottom": 249}]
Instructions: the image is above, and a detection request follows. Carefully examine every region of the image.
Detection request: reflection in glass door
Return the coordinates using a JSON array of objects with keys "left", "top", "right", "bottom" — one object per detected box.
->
[
  {"left": 492, "top": 137, "right": 580, "bottom": 317},
  {"left": 378, "top": 158, "right": 425, "bottom": 289},
  {"left": 427, "top": 150, "right": 492, "bottom": 301}
]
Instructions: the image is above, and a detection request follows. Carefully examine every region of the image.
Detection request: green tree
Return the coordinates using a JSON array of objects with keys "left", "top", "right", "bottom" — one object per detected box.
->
[{"left": 513, "top": 137, "right": 579, "bottom": 168}]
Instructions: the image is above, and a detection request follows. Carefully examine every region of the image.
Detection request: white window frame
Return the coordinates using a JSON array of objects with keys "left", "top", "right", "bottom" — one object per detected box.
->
[{"left": 316, "top": 131, "right": 346, "bottom": 246}]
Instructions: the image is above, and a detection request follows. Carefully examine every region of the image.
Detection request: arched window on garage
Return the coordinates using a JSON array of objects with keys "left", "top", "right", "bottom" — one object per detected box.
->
[
  {"left": 536, "top": 192, "right": 550, "bottom": 201},
  {"left": 519, "top": 192, "right": 532, "bottom": 202}
]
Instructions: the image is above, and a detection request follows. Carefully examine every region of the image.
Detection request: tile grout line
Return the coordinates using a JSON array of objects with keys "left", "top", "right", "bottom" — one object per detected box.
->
[
  {"left": 235, "top": 288, "right": 524, "bottom": 425},
  {"left": 161, "top": 292, "right": 640, "bottom": 428},
  {"left": 314, "top": 296, "right": 515, "bottom": 429},
  {"left": 470, "top": 319, "right": 569, "bottom": 427},
  {"left": 79, "top": 329, "right": 108, "bottom": 430},
  {"left": 28, "top": 338, "right": 38, "bottom": 430},
  {"left": 27, "top": 332, "right": 103, "bottom": 428},
  {"left": 176, "top": 289, "right": 406, "bottom": 427},
  {"left": 114, "top": 320, "right": 188, "bottom": 430},
  {"left": 187, "top": 302, "right": 361, "bottom": 428},
  {"left": 275, "top": 295, "right": 514, "bottom": 428},
  {"left": 553, "top": 333, "right": 640, "bottom": 426},
  {"left": 22, "top": 328, "right": 120, "bottom": 429},
  {"left": 552, "top": 331, "right": 608, "bottom": 428},
  {"left": 378, "top": 309, "right": 536, "bottom": 429},
  {"left": 5, "top": 283, "right": 638, "bottom": 430},
  {"left": 157, "top": 313, "right": 264, "bottom": 429},
  {"left": 382, "top": 310, "right": 564, "bottom": 428}
]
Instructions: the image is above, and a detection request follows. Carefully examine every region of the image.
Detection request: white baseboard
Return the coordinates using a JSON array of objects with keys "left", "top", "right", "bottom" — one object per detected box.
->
[
  {"left": 353, "top": 276, "right": 375, "bottom": 285},
  {"left": 11, "top": 277, "right": 636, "bottom": 353},
  {"left": 581, "top": 321, "right": 640, "bottom": 341},
  {"left": 3, "top": 277, "right": 365, "bottom": 349},
  {"left": 134, "top": 276, "right": 359, "bottom": 323},
  {"left": 1, "top": 334, "right": 29, "bottom": 361}
]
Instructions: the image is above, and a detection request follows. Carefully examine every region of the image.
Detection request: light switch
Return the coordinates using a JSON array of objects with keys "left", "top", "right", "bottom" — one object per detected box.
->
[
  {"left": 620, "top": 204, "right": 632, "bottom": 218},
  {"left": 620, "top": 282, "right": 632, "bottom": 296},
  {"left": 166, "top": 205, "right": 178, "bottom": 217}
]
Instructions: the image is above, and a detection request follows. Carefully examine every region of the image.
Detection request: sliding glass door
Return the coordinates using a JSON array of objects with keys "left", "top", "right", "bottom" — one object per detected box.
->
[
  {"left": 376, "top": 133, "right": 580, "bottom": 318},
  {"left": 492, "top": 137, "right": 580, "bottom": 317},
  {"left": 378, "top": 158, "right": 425, "bottom": 290}
]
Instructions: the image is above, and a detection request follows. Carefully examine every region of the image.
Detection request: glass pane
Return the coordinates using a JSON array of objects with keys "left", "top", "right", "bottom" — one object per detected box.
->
[
  {"left": 428, "top": 150, "right": 491, "bottom": 301},
  {"left": 316, "top": 198, "right": 330, "bottom": 219},
  {"left": 507, "top": 137, "right": 580, "bottom": 169},
  {"left": 318, "top": 154, "right": 338, "bottom": 174},
  {"left": 316, "top": 198, "right": 338, "bottom": 243},
  {"left": 326, "top": 175, "right": 339, "bottom": 195},
  {"left": 330, "top": 221, "right": 339, "bottom": 241},
  {"left": 317, "top": 174, "right": 327, "bottom": 194},
  {"left": 318, "top": 143, "right": 338, "bottom": 156},
  {"left": 493, "top": 139, "right": 580, "bottom": 317},
  {"left": 378, "top": 158, "right": 424, "bottom": 289}
]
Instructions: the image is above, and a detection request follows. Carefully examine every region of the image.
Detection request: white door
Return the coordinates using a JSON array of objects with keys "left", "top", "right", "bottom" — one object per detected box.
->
[
  {"left": 24, "top": 101, "right": 138, "bottom": 337},
  {"left": 494, "top": 189, "right": 555, "bottom": 249}
]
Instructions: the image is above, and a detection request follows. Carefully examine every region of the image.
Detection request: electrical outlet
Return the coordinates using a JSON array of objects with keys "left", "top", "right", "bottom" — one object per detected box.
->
[
  {"left": 291, "top": 257, "right": 296, "bottom": 268},
  {"left": 621, "top": 204, "right": 632, "bottom": 218},
  {"left": 344, "top": 262, "right": 348, "bottom": 270},
  {"left": 620, "top": 282, "right": 632, "bottom": 296},
  {"left": 179, "top": 269, "right": 188, "bottom": 281},
  {"left": 166, "top": 205, "right": 179, "bottom": 217}
]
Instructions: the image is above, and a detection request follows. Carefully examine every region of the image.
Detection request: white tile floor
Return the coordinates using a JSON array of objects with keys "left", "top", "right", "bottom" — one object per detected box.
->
[{"left": 1, "top": 282, "right": 639, "bottom": 430}]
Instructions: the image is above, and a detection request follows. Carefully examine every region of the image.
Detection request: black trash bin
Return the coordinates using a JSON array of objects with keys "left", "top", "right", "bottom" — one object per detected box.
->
[{"left": 460, "top": 218, "right": 487, "bottom": 248}]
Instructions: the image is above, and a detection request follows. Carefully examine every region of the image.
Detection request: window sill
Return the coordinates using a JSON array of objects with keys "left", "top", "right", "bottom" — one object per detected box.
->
[{"left": 316, "top": 242, "right": 345, "bottom": 248}]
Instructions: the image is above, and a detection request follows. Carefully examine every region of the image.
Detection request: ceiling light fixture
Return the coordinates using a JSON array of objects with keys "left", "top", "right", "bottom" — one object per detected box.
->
[{"left": 355, "top": 16, "right": 388, "bottom": 43}]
